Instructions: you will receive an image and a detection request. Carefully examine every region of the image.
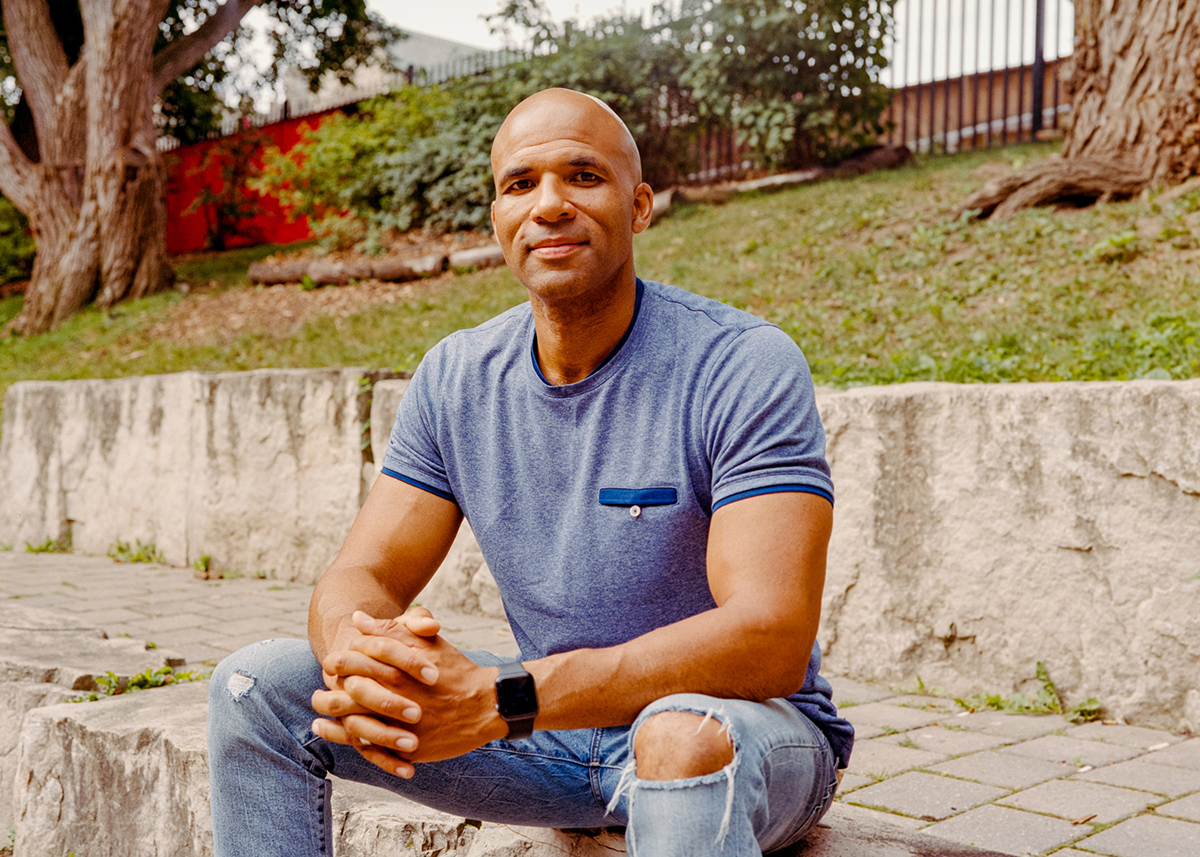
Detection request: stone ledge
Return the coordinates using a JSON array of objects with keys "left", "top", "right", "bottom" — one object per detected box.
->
[{"left": 13, "top": 681, "right": 1009, "bottom": 857}]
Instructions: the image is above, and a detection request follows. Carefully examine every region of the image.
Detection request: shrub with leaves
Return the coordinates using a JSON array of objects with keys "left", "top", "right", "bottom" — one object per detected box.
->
[
  {"left": 259, "top": 0, "right": 895, "bottom": 246},
  {"left": 0, "top": 195, "right": 35, "bottom": 285}
]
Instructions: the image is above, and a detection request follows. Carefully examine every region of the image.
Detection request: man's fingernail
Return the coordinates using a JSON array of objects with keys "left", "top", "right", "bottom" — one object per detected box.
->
[
  {"left": 421, "top": 666, "right": 439, "bottom": 683},
  {"left": 403, "top": 706, "right": 420, "bottom": 721},
  {"left": 396, "top": 737, "right": 416, "bottom": 751}
]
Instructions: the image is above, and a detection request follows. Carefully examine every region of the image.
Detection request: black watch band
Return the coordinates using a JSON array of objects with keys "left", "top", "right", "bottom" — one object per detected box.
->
[{"left": 495, "top": 660, "right": 538, "bottom": 740}]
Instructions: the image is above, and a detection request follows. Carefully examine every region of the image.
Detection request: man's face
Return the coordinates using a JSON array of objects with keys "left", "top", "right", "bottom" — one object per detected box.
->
[{"left": 490, "top": 92, "right": 652, "bottom": 304}]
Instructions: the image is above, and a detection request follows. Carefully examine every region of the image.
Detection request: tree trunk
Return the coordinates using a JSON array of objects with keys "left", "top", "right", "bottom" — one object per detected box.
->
[
  {"left": 961, "top": 0, "right": 1200, "bottom": 219},
  {"left": 2, "top": 0, "right": 173, "bottom": 335}
]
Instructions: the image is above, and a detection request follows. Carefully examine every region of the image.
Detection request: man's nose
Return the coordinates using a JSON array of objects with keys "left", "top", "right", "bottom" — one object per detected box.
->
[{"left": 531, "top": 177, "right": 574, "bottom": 223}]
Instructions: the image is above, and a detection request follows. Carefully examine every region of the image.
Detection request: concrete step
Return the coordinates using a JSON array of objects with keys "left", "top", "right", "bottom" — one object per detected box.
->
[{"left": 12, "top": 680, "right": 1008, "bottom": 857}]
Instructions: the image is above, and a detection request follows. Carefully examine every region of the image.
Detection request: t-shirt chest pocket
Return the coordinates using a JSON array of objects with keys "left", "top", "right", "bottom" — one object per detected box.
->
[{"left": 598, "top": 487, "right": 678, "bottom": 519}]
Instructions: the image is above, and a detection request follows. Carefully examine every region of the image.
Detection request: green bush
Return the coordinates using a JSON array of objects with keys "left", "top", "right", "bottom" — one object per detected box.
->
[
  {"left": 0, "top": 195, "right": 35, "bottom": 284},
  {"left": 259, "top": 0, "right": 894, "bottom": 246}
]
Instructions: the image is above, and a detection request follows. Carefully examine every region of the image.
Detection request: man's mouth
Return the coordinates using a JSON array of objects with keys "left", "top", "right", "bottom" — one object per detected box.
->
[{"left": 528, "top": 238, "right": 587, "bottom": 258}]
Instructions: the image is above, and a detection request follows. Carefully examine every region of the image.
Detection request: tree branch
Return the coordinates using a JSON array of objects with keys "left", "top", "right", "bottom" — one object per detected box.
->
[
  {"left": 151, "top": 0, "right": 262, "bottom": 93},
  {"left": 0, "top": 119, "right": 37, "bottom": 214},
  {"left": 4, "top": 0, "right": 72, "bottom": 134}
]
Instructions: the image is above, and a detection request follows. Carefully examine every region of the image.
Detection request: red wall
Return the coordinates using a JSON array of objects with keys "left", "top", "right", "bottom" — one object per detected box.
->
[{"left": 164, "top": 108, "right": 343, "bottom": 255}]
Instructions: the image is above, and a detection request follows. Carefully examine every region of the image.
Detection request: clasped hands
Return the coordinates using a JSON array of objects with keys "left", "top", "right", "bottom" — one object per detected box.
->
[{"left": 311, "top": 608, "right": 505, "bottom": 779}]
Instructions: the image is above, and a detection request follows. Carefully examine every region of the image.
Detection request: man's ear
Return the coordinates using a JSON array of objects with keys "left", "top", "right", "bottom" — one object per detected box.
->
[
  {"left": 490, "top": 201, "right": 497, "bottom": 234},
  {"left": 631, "top": 182, "right": 654, "bottom": 234}
]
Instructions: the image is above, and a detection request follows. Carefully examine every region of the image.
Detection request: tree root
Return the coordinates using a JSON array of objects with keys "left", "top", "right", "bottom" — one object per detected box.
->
[{"left": 957, "top": 157, "right": 1150, "bottom": 220}]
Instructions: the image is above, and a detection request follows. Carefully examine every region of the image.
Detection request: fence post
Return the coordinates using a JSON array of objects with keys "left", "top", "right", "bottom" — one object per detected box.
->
[{"left": 1031, "top": 0, "right": 1047, "bottom": 136}]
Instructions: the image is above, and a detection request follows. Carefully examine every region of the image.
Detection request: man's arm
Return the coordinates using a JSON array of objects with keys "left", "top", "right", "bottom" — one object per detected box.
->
[
  {"left": 316, "top": 490, "right": 831, "bottom": 769},
  {"left": 308, "top": 473, "right": 462, "bottom": 667}
]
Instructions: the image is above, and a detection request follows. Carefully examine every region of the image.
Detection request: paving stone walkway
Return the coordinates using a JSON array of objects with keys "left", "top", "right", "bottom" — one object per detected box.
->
[{"left": 2, "top": 551, "right": 1197, "bottom": 857}]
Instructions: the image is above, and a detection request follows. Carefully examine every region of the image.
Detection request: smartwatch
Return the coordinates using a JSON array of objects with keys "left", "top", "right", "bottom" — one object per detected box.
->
[{"left": 494, "top": 660, "right": 539, "bottom": 740}]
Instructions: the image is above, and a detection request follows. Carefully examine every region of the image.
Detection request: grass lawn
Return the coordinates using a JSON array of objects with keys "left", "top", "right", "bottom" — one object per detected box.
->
[{"left": 2, "top": 142, "right": 1199, "bottom": 416}]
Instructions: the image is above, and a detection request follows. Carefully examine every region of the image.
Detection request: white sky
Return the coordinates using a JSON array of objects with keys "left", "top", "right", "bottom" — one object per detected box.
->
[
  {"left": 366, "top": 0, "right": 654, "bottom": 50},
  {"left": 366, "top": 0, "right": 1076, "bottom": 86}
]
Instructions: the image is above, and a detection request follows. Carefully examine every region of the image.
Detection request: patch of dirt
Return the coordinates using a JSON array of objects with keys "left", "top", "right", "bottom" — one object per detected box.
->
[
  {"left": 0, "top": 279, "right": 28, "bottom": 299},
  {"left": 150, "top": 273, "right": 459, "bottom": 345},
  {"left": 250, "top": 230, "right": 495, "bottom": 276}
]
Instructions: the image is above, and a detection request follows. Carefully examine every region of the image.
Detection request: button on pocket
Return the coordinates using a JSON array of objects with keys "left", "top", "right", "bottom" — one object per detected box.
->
[{"left": 630, "top": 505, "right": 642, "bottom": 518}]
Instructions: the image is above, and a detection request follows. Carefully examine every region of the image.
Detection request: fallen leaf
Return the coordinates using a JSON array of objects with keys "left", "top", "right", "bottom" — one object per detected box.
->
[{"left": 1072, "top": 814, "right": 1097, "bottom": 825}]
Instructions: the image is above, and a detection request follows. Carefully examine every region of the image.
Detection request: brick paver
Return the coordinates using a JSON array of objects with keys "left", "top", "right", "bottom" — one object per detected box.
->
[
  {"left": 926, "top": 750, "right": 1078, "bottom": 790},
  {"left": 1001, "top": 735, "right": 1142, "bottom": 768},
  {"left": 847, "top": 771, "right": 1007, "bottom": 821},
  {"left": 1074, "top": 814, "right": 1200, "bottom": 857},
  {"left": 921, "top": 804, "right": 1081, "bottom": 854},
  {"left": 4, "top": 550, "right": 1199, "bottom": 856},
  {"left": 1155, "top": 792, "right": 1200, "bottom": 823},
  {"left": 1077, "top": 757, "right": 1200, "bottom": 797},
  {"left": 997, "top": 778, "right": 1157, "bottom": 824}
]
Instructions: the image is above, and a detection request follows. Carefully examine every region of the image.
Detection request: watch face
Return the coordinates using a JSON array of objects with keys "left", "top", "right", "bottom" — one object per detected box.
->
[{"left": 496, "top": 673, "right": 538, "bottom": 718}]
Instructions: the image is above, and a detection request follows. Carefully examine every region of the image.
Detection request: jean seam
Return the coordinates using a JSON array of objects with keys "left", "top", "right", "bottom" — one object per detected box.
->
[{"left": 588, "top": 727, "right": 608, "bottom": 809}]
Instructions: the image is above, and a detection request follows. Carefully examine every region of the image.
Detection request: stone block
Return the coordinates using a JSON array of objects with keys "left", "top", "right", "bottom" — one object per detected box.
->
[
  {"left": 1136, "top": 738, "right": 1200, "bottom": 771},
  {"left": 997, "top": 778, "right": 1156, "bottom": 824},
  {"left": 1074, "top": 814, "right": 1200, "bottom": 857},
  {"left": 926, "top": 750, "right": 1077, "bottom": 790},
  {"left": 876, "top": 726, "right": 1010, "bottom": 757},
  {"left": 948, "top": 711, "right": 1072, "bottom": 740},
  {"left": 816, "top": 380, "right": 1200, "bottom": 734},
  {"left": 921, "top": 804, "right": 1080, "bottom": 855},
  {"left": 0, "top": 369, "right": 372, "bottom": 583},
  {"left": 331, "top": 779, "right": 479, "bottom": 856},
  {"left": 1156, "top": 792, "right": 1200, "bottom": 823},
  {"left": 13, "top": 680, "right": 213, "bottom": 857},
  {"left": 790, "top": 803, "right": 1013, "bottom": 856},
  {"left": 846, "top": 771, "right": 1007, "bottom": 821},
  {"left": 841, "top": 702, "right": 944, "bottom": 732},
  {"left": 825, "top": 676, "right": 896, "bottom": 706},
  {"left": 844, "top": 739, "right": 948, "bottom": 779},
  {"left": 1077, "top": 758, "right": 1200, "bottom": 797},
  {"left": 1066, "top": 722, "right": 1185, "bottom": 749},
  {"left": 1001, "top": 735, "right": 1142, "bottom": 768}
]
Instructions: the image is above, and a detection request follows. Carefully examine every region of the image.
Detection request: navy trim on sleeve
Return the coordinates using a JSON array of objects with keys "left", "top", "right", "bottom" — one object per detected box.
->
[
  {"left": 712, "top": 484, "right": 834, "bottom": 512},
  {"left": 380, "top": 468, "right": 457, "bottom": 503}
]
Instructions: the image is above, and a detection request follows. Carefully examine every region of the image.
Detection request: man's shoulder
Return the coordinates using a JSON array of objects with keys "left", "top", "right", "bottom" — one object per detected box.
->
[
  {"left": 423, "top": 301, "right": 532, "bottom": 370},
  {"left": 640, "top": 279, "right": 800, "bottom": 363},
  {"left": 642, "top": 279, "right": 772, "bottom": 336}
]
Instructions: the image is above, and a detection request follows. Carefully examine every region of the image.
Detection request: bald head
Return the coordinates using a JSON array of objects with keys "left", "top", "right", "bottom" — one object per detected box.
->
[{"left": 491, "top": 88, "right": 643, "bottom": 188}]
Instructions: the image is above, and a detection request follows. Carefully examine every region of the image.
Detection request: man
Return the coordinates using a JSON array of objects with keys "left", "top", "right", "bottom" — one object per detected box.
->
[{"left": 208, "top": 88, "right": 852, "bottom": 856}]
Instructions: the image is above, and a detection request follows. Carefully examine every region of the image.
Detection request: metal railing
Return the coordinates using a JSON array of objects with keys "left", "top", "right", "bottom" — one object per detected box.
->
[{"left": 881, "top": 0, "right": 1075, "bottom": 152}]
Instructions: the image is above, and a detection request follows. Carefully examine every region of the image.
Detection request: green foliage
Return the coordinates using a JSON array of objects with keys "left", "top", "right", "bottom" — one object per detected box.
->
[
  {"left": 68, "top": 666, "right": 206, "bottom": 703},
  {"left": 25, "top": 535, "right": 70, "bottom": 554},
  {"left": 671, "top": 0, "right": 894, "bottom": 167},
  {"left": 0, "top": 542, "right": 12, "bottom": 551},
  {"left": 193, "top": 554, "right": 211, "bottom": 574},
  {"left": 107, "top": 539, "right": 166, "bottom": 564},
  {"left": 955, "top": 662, "right": 1103, "bottom": 724},
  {"left": 264, "top": 0, "right": 895, "bottom": 243},
  {"left": 1, "top": 2, "right": 403, "bottom": 146},
  {"left": 0, "top": 195, "right": 35, "bottom": 284},
  {"left": 184, "top": 131, "right": 270, "bottom": 250}
]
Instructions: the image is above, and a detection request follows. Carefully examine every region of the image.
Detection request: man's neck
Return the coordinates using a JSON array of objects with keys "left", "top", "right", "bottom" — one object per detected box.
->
[{"left": 530, "top": 274, "right": 639, "bottom": 386}]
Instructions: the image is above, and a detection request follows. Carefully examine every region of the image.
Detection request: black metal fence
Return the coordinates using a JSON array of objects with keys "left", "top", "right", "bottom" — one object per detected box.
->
[{"left": 881, "top": 0, "right": 1075, "bottom": 152}]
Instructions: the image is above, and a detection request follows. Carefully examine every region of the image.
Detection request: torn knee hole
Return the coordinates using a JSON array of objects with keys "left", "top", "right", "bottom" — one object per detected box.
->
[{"left": 634, "top": 710, "right": 735, "bottom": 781}]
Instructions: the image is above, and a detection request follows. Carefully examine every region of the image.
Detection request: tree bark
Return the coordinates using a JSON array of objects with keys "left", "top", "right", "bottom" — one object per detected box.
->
[
  {"left": 0, "top": 0, "right": 258, "bottom": 334},
  {"left": 961, "top": 0, "right": 1200, "bottom": 219}
]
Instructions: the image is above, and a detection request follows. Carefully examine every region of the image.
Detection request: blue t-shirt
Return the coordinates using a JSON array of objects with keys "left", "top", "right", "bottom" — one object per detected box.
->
[{"left": 383, "top": 278, "right": 854, "bottom": 767}]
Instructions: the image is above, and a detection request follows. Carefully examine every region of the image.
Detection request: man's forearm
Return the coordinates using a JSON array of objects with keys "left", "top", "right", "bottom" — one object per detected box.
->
[
  {"left": 309, "top": 565, "right": 411, "bottom": 664},
  {"left": 526, "top": 600, "right": 819, "bottom": 732}
]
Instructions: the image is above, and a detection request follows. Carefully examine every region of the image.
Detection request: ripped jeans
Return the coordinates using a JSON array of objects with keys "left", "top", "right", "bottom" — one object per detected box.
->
[{"left": 207, "top": 639, "right": 838, "bottom": 856}]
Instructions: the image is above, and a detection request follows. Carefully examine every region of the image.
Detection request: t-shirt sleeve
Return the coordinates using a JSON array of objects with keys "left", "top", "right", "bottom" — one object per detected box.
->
[
  {"left": 703, "top": 325, "right": 833, "bottom": 511},
  {"left": 381, "top": 347, "right": 456, "bottom": 503}
]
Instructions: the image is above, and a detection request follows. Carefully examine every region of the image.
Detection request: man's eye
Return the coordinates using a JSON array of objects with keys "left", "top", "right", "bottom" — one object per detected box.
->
[
  {"left": 510, "top": 179, "right": 535, "bottom": 191},
  {"left": 575, "top": 172, "right": 600, "bottom": 182}
]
